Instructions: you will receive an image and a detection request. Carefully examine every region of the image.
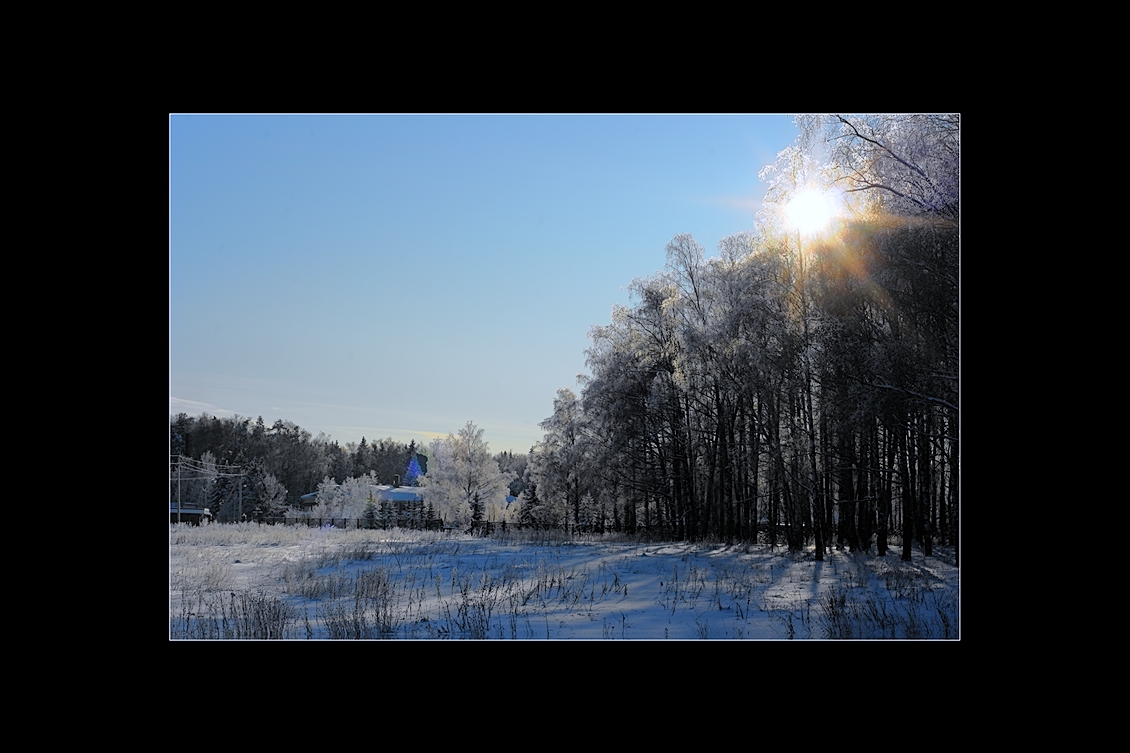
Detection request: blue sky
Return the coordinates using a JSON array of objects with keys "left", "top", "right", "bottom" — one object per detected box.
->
[{"left": 169, "top": 114, "right": 801, "bottom": 454}]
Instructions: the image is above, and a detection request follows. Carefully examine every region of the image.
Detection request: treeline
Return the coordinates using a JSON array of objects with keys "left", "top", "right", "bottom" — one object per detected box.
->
[
  {"left": 170, "top": 414, "right": 529, "bottom": 521},
  {"left": 169, "top": 413, "right": 427, "bottom": 518},
  {"left": 522, "top": 114, "right": 959, "bottom": 562}
]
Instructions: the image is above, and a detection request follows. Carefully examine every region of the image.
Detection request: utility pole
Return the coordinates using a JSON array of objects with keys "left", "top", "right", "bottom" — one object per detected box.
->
[{"left": 170, "top": 455, "right": 245, "bottom": 524}]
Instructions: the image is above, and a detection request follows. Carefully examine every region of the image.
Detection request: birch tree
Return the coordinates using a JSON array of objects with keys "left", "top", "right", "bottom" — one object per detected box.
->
[
  {"left": 525, "top": 113, "right": 958, "bottom": 557},
  {"left": 423, "top": 422, "right": 509, "bottom": 528}
]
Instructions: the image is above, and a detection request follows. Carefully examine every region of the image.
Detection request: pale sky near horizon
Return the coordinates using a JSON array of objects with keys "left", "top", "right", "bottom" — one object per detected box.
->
[{"left": 170, "top": 114, "right": 801, "bottom": 454}]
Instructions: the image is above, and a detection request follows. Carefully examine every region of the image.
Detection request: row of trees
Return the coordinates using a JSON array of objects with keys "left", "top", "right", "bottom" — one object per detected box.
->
[
  {"left": 283, "top": 422, "right": 522, "bottom": 527},
  {"left": 298, "top": 424, "right": 528, "bottom": 528},
  {"left": 169, "top": 413, "right": 428, "bottom": 518},
  {"left": 170, "top": 413, "right": 527, "bottom": 527},
  {"left": 522, "top": 114, "right": 958, "bottom": 561},
  {"left": 305, "top": 473, "right": 439, "bottom": 528}
]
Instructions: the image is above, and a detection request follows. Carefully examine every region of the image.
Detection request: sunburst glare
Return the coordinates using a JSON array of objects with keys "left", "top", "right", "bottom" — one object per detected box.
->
[{"left": 785, "top": 189, "right": 839, "bottom": 234}]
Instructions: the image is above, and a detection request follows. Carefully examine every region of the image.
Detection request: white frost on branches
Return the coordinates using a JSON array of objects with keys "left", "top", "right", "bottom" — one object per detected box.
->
[
  {"left": 309, "top": 471, "right": 381, "bottom": 520},
  {"left": 422, "top": 422, "right": 511, "bottom": 527}
]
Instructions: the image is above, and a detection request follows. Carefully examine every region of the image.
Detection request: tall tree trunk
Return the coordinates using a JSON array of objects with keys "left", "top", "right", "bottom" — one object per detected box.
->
[
  {"left": 877, "top": 424, "right": 893, "bottom": 557},
  {"left": 949, "top": 431, "right": 958, "bottom": 566},
  {"left": 900, "top": 426, "right": 913, "bottom": 562},
  {"left": 937, "top": 413, "right": 947, "bottom": 548},
  {"left": 749, "top": 399, "right": 762, "bottom": 544}
]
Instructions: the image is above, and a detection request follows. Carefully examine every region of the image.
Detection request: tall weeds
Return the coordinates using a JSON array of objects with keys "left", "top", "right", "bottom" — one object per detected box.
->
[
  {"left": 172, "top": 526, "right": 957, "bottom": 639},
  {"left": 172, "top": 590, "right": 295, "bottom": 639},
  {"left": 318, "top": 568, "right": 397, "bottom": 638}
]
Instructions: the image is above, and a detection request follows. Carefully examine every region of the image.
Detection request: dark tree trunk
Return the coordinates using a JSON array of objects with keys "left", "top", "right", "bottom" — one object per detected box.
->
[
  {"left": 877, "top": 425, "right": 893, "bottom": 557},
  {"left": 900, "top": 427, "right": 913, "bottom": 562}
]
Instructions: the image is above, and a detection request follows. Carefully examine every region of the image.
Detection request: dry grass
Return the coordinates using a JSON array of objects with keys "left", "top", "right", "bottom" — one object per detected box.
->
[{"left": 170, "top": 524, "right": 958, "bottom": 640}]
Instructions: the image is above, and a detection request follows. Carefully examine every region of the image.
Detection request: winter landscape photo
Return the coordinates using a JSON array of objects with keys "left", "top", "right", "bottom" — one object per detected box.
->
[{"left": 169, "top": 114, "right": 960, "bottom": 640}]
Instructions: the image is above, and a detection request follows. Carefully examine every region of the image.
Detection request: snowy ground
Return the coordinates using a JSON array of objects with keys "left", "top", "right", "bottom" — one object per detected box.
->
[{"left": 170, "top": 524, "right": 959, "bottom": 640}]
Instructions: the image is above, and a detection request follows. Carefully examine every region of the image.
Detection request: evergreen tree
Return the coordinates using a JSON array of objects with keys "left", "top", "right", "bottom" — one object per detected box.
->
[
  {"left": 404, "top": 455, "right": 423, "bottom": 486},
  {"left": 378, "top": 495, "right": 394, "bottom": 529},
  {"left": 518, "top": 464, "right": 541, "bottom": 526},
  {"left": 363, "top": 493, "right": 379, "bottom": 530}
]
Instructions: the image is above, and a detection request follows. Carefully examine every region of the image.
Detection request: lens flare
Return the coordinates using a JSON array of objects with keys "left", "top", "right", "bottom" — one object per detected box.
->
[{"left": 785, "top": 189, "right": 838, "bottom": 234}]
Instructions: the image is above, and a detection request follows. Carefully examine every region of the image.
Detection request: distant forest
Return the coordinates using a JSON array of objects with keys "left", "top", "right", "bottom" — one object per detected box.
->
[
  {"left": 169, "top": 413, "right": 526, "bottom": 521},
  {"left": 171, "top": 413, "right": 422, "bottom": 519}
]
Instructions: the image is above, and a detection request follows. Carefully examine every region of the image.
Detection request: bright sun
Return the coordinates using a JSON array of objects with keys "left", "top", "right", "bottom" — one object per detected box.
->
[{"left": 785, "top": 189, "right": 838, "bottom": 234}]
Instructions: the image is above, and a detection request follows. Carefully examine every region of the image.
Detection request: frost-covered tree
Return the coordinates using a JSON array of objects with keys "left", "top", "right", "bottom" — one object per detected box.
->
[
  {"left": 310, "top": 471, "right": 381, "bottom": 520},
  {"left": 494, "top": 450, "right": 529, "bottom": 498},
  {"left": 525, "top": 114, "right": 958, "bottom": 555},
  {"left": 532, "top": 388, "right": 593, "bottom": 525},
  {"left": 524, "top": 443, "right": 571, "bottom": 526},
  {"left": 257, "top": 471, "right": 289, "bottom": 516},
  {"left": 801, "top": 113, "right": 960, "bottom": 221},
  {"left": 422, "top": 422, "right": 510, "bottom": 527}
]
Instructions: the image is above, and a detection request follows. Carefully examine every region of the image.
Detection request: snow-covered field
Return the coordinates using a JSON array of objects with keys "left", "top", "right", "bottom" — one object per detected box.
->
[{"left": 170, "top": 524, "right": 959, "bottom": 640}]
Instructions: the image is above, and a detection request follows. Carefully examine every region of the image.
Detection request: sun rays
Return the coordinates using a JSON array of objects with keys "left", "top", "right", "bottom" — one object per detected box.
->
[{"left": 785, "top": 188, "right": 841, "bottom": 235}]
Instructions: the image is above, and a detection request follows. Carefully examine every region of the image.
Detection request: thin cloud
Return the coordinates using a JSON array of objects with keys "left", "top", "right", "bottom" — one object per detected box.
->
[
  {"left": 170, "top": 396, "right": 230, "bottom": 416},
  {"left": 713, "top": 195, "right": 766, "bottom": 214}
]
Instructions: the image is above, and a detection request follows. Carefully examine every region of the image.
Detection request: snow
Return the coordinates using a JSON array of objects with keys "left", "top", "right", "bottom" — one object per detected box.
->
[{"left": 170, "top": 524, "right": 959, "bottom": 640}]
